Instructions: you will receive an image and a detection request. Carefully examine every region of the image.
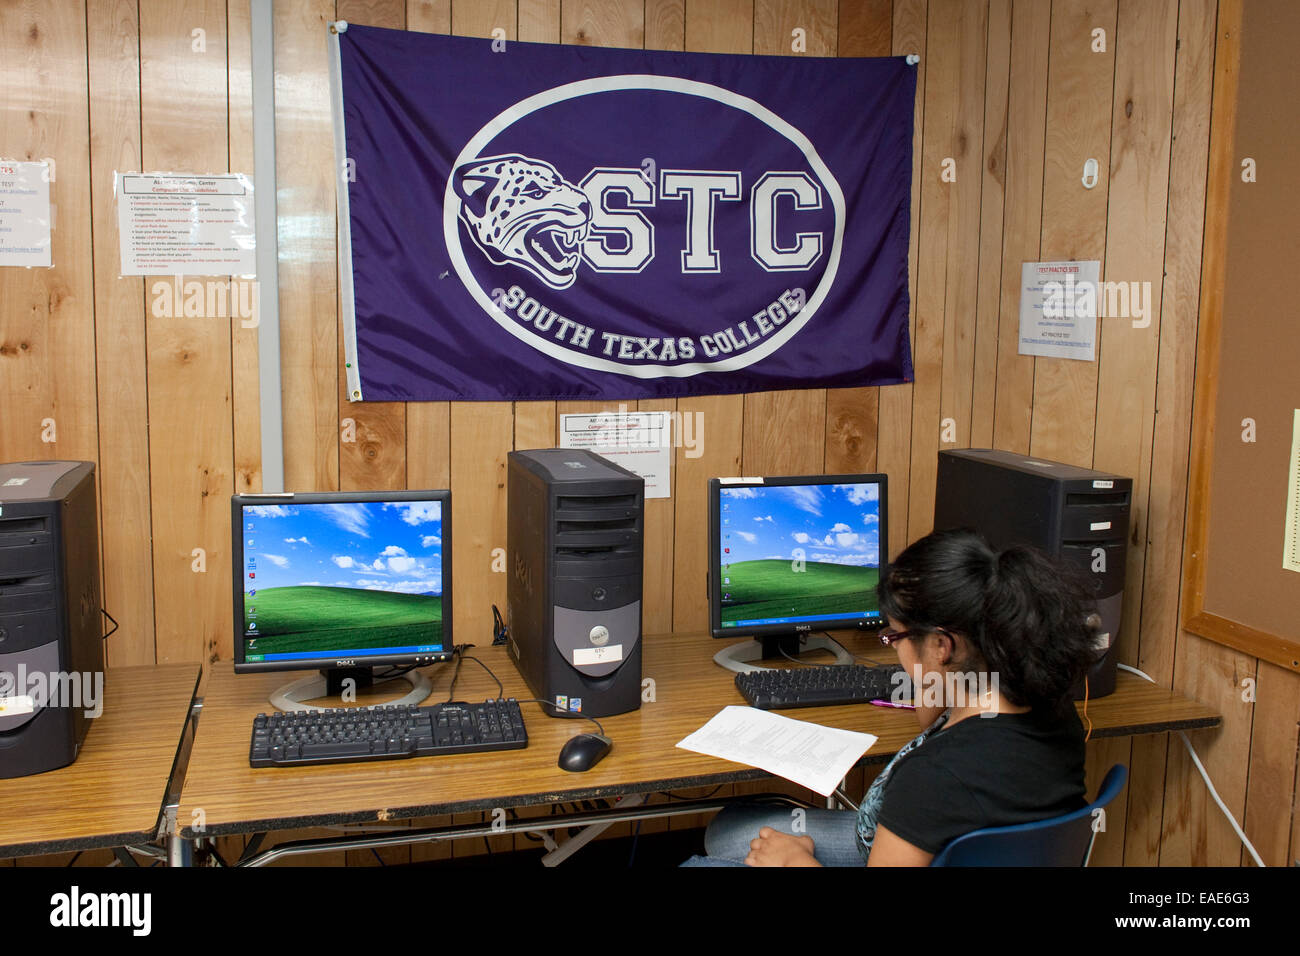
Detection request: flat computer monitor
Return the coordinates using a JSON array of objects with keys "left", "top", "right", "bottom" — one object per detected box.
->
[
  {"left": 708, "top": 474, "right": 888, "bottom": 673},
  {"left": 231, "top": 490, "right": 453, "bottom": 710}
]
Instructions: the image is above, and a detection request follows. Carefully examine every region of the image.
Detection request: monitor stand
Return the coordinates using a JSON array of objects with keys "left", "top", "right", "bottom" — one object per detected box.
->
[
  {"left": 713, "top": 633, "right": 855, "bottom": 675},
  {"left": 268, "top": 666, "right": 434, "bottom": 713}
]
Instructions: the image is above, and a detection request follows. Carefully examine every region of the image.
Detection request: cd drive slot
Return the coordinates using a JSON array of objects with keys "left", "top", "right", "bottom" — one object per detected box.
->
[
  {"left": 556, "top": 517, "right": 637, "bottom": 533},
  {"left": 0, "top": 517, "right": 49, "bottom": 535},
  {"left": 1065, "top": 491, "right": 1130, "bottom": 507},
  {"left": 557, "top": 494, "right": 638, "bottom": 511}
]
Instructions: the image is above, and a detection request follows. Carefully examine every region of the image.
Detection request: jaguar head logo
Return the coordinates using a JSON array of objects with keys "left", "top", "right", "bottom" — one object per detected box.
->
[{"left": 453, "top": 154, "right": 592, "bottom": 290}]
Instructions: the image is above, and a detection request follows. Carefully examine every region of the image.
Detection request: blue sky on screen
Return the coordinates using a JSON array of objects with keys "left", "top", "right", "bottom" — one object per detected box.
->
[
  {"left": 240, "top": 501, "right": 443, "bottom": 596},
  {"left": 719, "top": 482, "right": 881, "bottom": 567}
]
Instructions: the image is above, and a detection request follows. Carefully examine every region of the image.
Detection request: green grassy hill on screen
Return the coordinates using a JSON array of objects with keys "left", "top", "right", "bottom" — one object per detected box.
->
[
  {"left": 246, "top": 585, "right": 442, "bottom": 655},
  {"left": 719, "top": 559, "right": 878, "bottom": 624}
]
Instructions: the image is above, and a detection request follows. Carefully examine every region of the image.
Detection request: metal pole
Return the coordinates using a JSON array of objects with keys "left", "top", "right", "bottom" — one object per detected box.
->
[{"left": 250, "top": 0, "right": 285, "bottom": 492}]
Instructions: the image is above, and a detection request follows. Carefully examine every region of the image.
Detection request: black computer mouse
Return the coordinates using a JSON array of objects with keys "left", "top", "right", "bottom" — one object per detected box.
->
[{"left": 558, "top": 732, "right": 612, "bottom": 772}]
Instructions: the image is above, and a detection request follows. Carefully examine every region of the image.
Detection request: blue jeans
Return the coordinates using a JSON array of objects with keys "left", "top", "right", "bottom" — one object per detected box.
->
[{"left": 681, "top": 805, "right": 866, "bottom": 867}]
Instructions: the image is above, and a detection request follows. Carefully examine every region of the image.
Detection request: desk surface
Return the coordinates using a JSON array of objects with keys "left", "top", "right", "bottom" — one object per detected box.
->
[
  {"left": 177, "top": 633, "right": 1220, "bottom": 839},
  {"left": 0, "top": 663, "right": 201, "bottom": 858}
]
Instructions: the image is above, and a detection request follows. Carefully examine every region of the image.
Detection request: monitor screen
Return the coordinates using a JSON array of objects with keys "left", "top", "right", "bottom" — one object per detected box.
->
[
  {"left": 231, "top": 491, "right": 452, "bottom": 672},
  {"left": 708, "top": 474, "right": 887, "bottom": 638}
]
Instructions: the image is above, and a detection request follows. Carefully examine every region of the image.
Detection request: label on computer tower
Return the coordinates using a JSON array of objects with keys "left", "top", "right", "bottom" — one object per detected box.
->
[
  {"left": 0, "top": 695, "right": 35, "bottom": 716},
  {"left": 1090, "top": 521, "right": 1112, "bottom": 531},
  {"left": 1092, "top": 480, "right": 1114, "bottom": 489},
  {"left": 574, "top": 645, "right": 623, "bottom": 666}
]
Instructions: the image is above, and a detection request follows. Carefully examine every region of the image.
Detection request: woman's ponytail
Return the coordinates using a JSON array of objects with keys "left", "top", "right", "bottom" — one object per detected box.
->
[{"left": 878, "top": 530, "right": 1099, "bottom": 709}]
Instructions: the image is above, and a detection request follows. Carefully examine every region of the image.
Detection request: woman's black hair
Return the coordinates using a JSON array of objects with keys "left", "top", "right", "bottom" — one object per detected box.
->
[{"left": 877, "top": 528, "right": 1099, "bottom": 709}]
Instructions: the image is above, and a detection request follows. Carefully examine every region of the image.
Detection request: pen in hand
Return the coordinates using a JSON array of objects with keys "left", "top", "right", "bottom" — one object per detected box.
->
[{"left": 869, "top": 699, "right": 915, "bottom": 710}]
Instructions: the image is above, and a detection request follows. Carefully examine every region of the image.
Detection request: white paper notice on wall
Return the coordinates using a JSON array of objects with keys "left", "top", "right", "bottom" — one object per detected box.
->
[
  {"left": 1018, "top": 260, "right": 1100, "bottom": 361},
  {"left": 559, "top": 409, "right": 671, "bottom": 499},
  {"left": 0, "top": 160, "right": 53, "bottom": 268},
  {"left": 115, "top": 172, "right": 255, "bottom": 277},
  {"left": 1284, "top": 410, "right": 1300, "bottom": 573}
]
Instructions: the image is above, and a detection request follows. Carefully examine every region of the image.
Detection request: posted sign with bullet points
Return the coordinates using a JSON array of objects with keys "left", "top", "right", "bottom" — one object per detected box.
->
[{"left": 0, "top": 160, "right": 52, "bottom": 268}]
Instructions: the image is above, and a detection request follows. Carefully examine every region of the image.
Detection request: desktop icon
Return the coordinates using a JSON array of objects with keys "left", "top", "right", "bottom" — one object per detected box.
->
[
  {"left": 247, "top": 588, "right": 256, "bottom": 597},
  {"left": 248, "top": 571, "right": 255, "bottom": 579}
]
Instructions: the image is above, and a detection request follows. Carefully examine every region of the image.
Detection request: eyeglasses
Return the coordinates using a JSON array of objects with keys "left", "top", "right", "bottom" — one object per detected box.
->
[{"left": 878, "top": 625, "right": 951, "bottom": 647}]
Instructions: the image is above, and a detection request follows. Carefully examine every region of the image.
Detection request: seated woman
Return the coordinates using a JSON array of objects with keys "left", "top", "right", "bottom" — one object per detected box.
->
[{"left": 685, "top": 528, "right": 1101, "bottom": 867}]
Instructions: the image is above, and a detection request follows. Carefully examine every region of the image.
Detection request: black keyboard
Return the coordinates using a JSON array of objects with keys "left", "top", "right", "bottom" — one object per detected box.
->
[
  {"left": 249, "top": 699, "right": 528, "bottom": 768},
  {"left": 735, "top": 664, "right": 911, "bottom": 710}
]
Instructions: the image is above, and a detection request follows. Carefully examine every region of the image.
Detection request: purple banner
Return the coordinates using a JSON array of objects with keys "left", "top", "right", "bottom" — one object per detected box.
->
[{"left": 334, "top": 25, "right": 915, "bottom": 401}]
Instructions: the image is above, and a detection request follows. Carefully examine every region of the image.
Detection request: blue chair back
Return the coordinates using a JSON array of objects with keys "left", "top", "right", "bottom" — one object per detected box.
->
[{"left": 930, "top": 764, "right": 1127, "bottom": 867}]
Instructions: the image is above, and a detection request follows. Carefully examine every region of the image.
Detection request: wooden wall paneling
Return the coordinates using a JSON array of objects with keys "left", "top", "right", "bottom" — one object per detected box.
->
[
  {"left": 645, "top": 0, "right": 685, "bottom": 50},
  {"left": 1120, "top": 5, "right": 1217, "bottom": 865},
  {"left": 273, "top": 0, "right": 339, "bottom": 493},
  {"left": 562, "top": 0, "right": 643, "bottom": 46},
  {"left": 0, "top": 0, "right": 98, "bottom": 469},
  {"left": 1242, "top": 663, "right": 1300, "bottom": 865},
  {"left": 967, "top": 0, "right": 1010, "bottom": 450},
  {"left": 838, "top": 0, "right": 891, "bottom": 56},
  {"left": 1162, "top": 634, "right": 1255, "bottom": 865},
  {"left": 513, "top": 403, "right": 556, "bottom": 450},
  {"left": 228, "top": 0, "right": 261, "bottom": 500},
  {"left": 337, "top": 0, "right": 409, "bottom": 502},
  {"left": 519, "top": 0, "right": 559, "bottom": 40},
  {"left": 1083, "top": 0, "right": 1179, "bottom": 868},
  {"left": 753, "top": 0, "right": 836, "bottom": 57},
  {"left": 905, "top": 0, "right": 987, "bottom": 544},
  {"left": 876, "top": 0, "right": 925, "bottom": 558},
  {"left": 451, "top": 0, "right": 516, "bottom": 37},
  {"left": 745, "top": 1, "right": 834, "bottom": 480},
  {"left": 988, "top": 0, "right": 1049, "bottom": 454},
  {"left": 637, "top": 398, "right": 677, "bottom": 636},
  {"left": 406, "top": 1, "right": 450, "bottom": 33},
  {"left": 685, "top": 0, "right": 755, "bottom": 54},
  {"left": 86, "top": 0, "right": 156, "bottom": 666},
  {"left": 448, "top": 404, "right": 513, "bottom": 658},
  {"left": 1027, "top": 0, "right": 1117, "bottom": 468},
  {"left": 823, "top": 0, "right": 893, "bottom": 476},
  {"left": 139, "top": 0, "right": 233, "bottom": 665}
]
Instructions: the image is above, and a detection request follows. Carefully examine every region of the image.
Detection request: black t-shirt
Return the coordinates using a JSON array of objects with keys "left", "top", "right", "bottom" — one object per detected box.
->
[{"left": 874, "top": 703, "right": 1087, "bottom": 855}]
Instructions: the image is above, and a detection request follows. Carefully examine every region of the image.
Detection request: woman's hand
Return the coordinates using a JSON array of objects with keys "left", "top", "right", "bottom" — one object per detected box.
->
[{"left": 743, "top": 827, "right": 822, "bottom": 867}]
